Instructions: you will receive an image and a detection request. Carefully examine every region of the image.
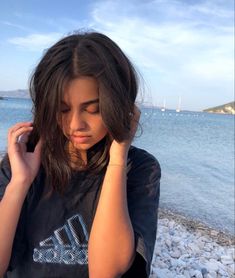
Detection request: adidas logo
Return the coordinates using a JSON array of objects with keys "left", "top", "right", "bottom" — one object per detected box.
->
[{"left": 33, "top": 214, "right": 89, "bottom": 265}]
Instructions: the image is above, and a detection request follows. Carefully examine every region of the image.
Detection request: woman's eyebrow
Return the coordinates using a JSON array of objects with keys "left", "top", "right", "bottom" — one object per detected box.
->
[
  {"left": 60, "top": 98, "right": 99, "bottom": 105},
  {"left": 81, "top": 98, "right": 99, "bottom": 106}
]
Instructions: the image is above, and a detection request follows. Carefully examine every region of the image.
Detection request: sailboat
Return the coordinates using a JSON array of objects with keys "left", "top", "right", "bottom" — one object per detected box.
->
[
  {"left": 161, "top": 99, "right": 166, "bottom": 112},
  {"left": 176, "top": 96, "right": 181, "bottom": 112}
]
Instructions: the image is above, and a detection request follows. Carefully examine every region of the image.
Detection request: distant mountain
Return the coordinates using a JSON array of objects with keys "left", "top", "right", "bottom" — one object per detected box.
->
[
  {"left": 0, "top": 89, "right": 29, "bottom": 99},
  {"left": 203, "top": 101, "right": 235, "bottom": 115}
]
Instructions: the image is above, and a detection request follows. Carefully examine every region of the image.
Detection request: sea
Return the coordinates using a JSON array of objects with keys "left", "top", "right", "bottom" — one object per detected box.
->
[{"left": 0, "top": 97, "right": 234, "bottom": 235}]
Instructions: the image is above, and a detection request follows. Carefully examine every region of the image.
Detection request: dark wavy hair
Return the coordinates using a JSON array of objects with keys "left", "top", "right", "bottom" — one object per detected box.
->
[{"left": 28, "top": 31, "right": 139, "bottom": 192}]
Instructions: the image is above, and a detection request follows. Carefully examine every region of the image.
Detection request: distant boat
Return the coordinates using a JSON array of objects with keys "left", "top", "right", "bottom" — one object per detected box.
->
[
  {"left": 161, "top": 99, "right": 166, "bottom": 111},
  {"left": 176, "top": 96, "right": 181, "bottom": 112}
]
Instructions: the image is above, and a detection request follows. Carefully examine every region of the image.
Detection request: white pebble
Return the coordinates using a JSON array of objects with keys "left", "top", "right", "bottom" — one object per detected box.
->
[
  {"left": 220, "top": 255, "right": 234, "bottom": 265},
  {"left": 205, "top": 261, "right": 219, "bottom": 272},
  {"left": 183, "top": 270, "right": 191, "bottom": 278},
  {"left": 229, "top": 263, "right": 235, "bottom": 274},
  {"left": 155, "top": 268, "right": 175, "bottom": 278},
  {"left": 170, "top": 249, "right": 181, "bottom": 259},
  {"left": 165, "top": 239, "right": 172, "bottom": 248},
  {"left": 206, "top": 271, "right": 217, "bottom": 278},
  {"left": 227, "top": 248, "right": 235, "bottom": 260}
]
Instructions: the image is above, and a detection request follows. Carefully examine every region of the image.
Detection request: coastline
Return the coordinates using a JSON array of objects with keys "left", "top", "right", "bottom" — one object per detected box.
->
[
  {"left": 0, "top": 90, "right": 30, "bottom": 99},
  {"left": 158, "top": 208, "right": 234, "bottom": 245}
]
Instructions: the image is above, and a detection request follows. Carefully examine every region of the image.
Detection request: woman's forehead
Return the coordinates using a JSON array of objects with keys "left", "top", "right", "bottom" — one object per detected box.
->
[{"left": 62, "top": 77, "right": 99, "bottom": 103}]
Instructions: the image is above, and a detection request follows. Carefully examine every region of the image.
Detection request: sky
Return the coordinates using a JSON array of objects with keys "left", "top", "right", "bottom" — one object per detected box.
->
[{"left": 0, "top": 0, "right": 234, "bottom": 111}]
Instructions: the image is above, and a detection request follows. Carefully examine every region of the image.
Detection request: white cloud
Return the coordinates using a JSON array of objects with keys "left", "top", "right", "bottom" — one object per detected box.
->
[
  {"left": 3, "top": 0, "right": 233, "bottom": 110},
  {"left": 89, "top": 0, "right": 234, "bottom": 110},
  {"left": 8, "top": 33, "right": 63, "bottom": 52},
  {"left": 1, "top": 21, "right": 33, "bottom": 32},
  {"left": 189, "top": 0, "right": 234, "bottom": 19}
]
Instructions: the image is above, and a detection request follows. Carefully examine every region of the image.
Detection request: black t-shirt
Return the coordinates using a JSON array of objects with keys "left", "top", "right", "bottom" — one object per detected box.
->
[{"left": 0, "top": 146, "right": 161, "bottom": 278}]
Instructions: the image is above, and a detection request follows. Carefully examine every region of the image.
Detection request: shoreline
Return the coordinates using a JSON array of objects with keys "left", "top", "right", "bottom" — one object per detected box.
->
[{"left": 158, "top": 208, "right": 234, "bottom": 245}]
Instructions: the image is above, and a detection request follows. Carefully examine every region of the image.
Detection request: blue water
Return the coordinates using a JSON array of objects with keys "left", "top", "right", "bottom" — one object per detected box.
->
[
  {"left": 0, "top": 98, "right": 33, "bottom": 155},
  {"left": 0, "top": 98, "right": 234, "bottom": 235}
]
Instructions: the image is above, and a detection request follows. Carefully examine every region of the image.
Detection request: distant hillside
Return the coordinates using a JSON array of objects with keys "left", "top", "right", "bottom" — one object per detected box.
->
[
  {"left": 0, "top": 89, "right": 29, "bottom": 99},
  {"left": 203, "top": 101, "right": 235, "bottom": 115}
]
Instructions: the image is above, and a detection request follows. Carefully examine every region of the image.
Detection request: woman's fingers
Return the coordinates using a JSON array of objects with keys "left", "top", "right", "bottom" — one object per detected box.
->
[
  {"left": 18, "top": 130, "right": 33, "bottom": 143},
  {"left": 8, "top": 125, "right": 33, "bottom": 144},
  {"left": 133, "top": 104, "right": 141, "bottom": 119},
  {"left": 130, "top": 105, "right": 141, "bottom": 136},
  {"left": 8, "top": 122, "right": 32, "bottom": 134}
]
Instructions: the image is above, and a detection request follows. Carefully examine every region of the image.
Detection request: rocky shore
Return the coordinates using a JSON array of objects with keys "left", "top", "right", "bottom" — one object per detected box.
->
[{"left": 151, "top": 209, "right": 234, "bottom": 278}]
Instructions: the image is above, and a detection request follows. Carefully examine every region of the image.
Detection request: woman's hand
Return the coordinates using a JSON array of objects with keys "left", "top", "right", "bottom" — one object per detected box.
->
[
  {"left": 109, "top": 105, "right": 141, "bottom": 164},
  {"left": 7, "top": 122, "right": 42, "bottom": 189}
]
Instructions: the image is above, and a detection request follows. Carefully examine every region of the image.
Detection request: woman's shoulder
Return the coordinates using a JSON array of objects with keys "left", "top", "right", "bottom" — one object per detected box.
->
[
  {"left": 128, "top": 145, "right": 160, "bottom": 168},
  {"left": 127, "top": 146, "right": 161, "bottom": 182}
]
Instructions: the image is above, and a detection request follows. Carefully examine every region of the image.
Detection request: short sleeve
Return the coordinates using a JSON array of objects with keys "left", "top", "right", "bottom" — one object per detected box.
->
[
  {"left": 0, "top": 154, "right": 27, "bottom": 273},
  {"left": 0, "top": 154, "right": 12, "bottom": 200},
  {"left": 127, "top": 147, "right": 161, "bottom": 277}
]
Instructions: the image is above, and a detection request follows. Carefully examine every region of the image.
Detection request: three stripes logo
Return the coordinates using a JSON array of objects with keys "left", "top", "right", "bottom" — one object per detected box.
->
[{"left": 33, "top": 214, "right": 89, "bottom": 265}]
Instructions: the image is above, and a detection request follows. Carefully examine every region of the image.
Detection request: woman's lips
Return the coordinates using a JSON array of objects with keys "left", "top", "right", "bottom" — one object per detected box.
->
[{"left": 70, "top": 135, "right": 91, "bottom": 144}]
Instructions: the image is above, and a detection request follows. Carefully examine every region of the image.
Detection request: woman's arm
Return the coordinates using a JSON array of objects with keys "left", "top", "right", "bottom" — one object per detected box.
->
[
  {"left": 0, "top": 180, "right": 28, "bottom": 275},
  {"left": 0, "top": 122, "right": 42, "bottom": 275},
  {"left": 88, "top": 108, "right": 140, "bottom": 278},
  {"left": 88, "top": 146, "right": 135, "bottom": 278}
]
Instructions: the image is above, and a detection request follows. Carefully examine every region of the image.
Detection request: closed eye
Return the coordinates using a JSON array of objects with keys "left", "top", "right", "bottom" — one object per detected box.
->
[
  {"left": 61, "top": 109, "right": 69, "bottom": 114},
  {"left": 85, "top": 105, "right": 99, "bottom": 114},
  {"left": 61, "top": 108, "right": 70, "bottom": 113},
  {"left": 60, "top": 100, "right": 99, "bottom": 114}
]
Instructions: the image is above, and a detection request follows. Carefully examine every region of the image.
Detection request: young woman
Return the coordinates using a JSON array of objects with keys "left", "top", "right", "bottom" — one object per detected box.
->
[{"left": 0, "top": 31, "right": 161, "bottom": 278}]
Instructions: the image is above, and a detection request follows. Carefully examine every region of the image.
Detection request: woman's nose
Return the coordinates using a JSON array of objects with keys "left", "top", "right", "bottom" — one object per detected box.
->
[{"left": 69, "top": 112, "right": 87, "bottom": 131}]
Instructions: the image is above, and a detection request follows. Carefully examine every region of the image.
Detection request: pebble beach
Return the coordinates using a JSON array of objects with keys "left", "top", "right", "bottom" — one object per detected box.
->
[
  {"left": 0, "top": 155, "right": 234, "bottom": 277},
  {"left": 151, "top": 209, "right": 234, "bottom": 278}
]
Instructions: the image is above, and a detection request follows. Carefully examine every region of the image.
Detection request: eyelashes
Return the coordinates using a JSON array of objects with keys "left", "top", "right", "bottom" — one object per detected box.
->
[
  {"left": 61, "top": 109, "right": 69, "bottom": 114},
  {"left": 60, "top": 107, "right": 100, "bottom": 114},
  {"left": 85, "top": 105, "right": 100, "bottom": 114}
]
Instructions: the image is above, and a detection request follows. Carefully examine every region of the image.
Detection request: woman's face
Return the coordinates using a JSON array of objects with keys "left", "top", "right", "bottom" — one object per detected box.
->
[{"left": 60, "top": 77, "right": 108, "bottom": 160}]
